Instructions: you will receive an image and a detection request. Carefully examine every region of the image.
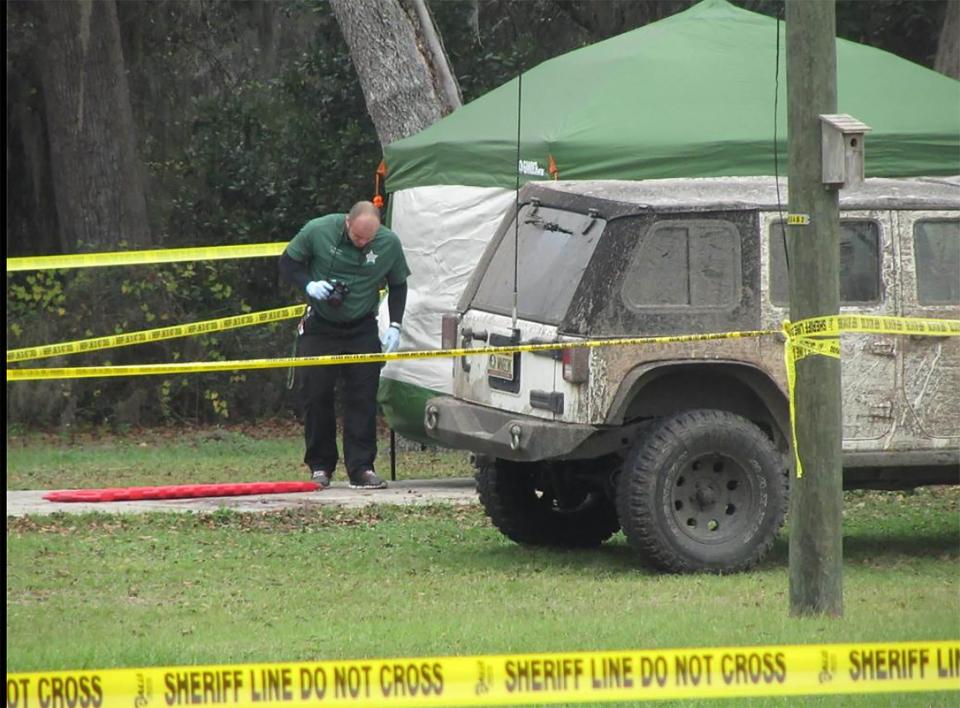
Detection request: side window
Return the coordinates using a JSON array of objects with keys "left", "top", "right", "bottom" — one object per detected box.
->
[
  {"left": 914, "top": 219, "right": 960, "bottom": 305},
  {"left": 769, "top": 220, "right": 880, "bottom": 305},
  {"left": 622, "top": 219, "right": 741, "bottom": 310}
]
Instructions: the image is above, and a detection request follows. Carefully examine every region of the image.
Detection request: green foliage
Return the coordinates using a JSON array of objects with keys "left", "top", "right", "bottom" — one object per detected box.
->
[
  {"left": 11, "top": 5, "right": 388, "bottom": 429},
  {"left": 6, "top": 261, "right": 295, "bottom": 427},
  {"left": 6, "top": 6, "right": 383, "bottom": 428},
  {"left": 6, "top": 270, "right": 67, "bottom": 320},
  {"left": 164, "top": 10, "right": 380, "bottom": 253},
  {"left": 734, "top": 1, "right": 949, "bottom": 68}
]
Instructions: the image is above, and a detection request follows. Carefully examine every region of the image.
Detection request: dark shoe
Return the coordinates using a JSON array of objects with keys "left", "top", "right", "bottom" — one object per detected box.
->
[
  {"left": 311, "top": 469, "right": 332, "bottom": 489},
  {"left": 349, "top": 469, "right": 387, "bottom": 489}
]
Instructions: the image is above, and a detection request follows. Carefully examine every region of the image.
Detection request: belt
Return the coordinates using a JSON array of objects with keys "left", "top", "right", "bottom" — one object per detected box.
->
[{"left": 311, "top": 312, "right": 375, "bottom": 330}]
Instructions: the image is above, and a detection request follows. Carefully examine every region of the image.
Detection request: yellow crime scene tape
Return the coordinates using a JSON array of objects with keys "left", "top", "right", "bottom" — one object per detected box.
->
[
  {"left": 6, "top": 313, "right": 958, "bottom": 482},
  {"left": 786, "top": 314, "right": 960, "bottom": 338},
  {"left": 9, "top": 314, "right": 954, "bottom": 380},
  {"left": 781, "top": 315, "right": 960, "bottom": 478},
  {"left": 5, "top": 641, "right": 958, "bottom": 707},
  {"left": 4, "top": 329, "right": 779, "bottom": 381},
  {"left": 6, "top": 305, "right": 305, "bottom": 363},
  {"left": 5, "top": 242, "right": 287, "bottom": 272}
]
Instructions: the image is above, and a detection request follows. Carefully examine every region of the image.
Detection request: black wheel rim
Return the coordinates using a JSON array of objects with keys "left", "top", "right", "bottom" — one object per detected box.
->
[{"left": 668, "top": 452, "right": 755, "bottom": 544}]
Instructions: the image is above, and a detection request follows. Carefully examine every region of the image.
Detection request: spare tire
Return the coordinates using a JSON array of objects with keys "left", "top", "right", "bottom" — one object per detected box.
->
[
  {"left": 477, "top": 459, "right": 619, "bottom": 548},
  {"left": 617, "top": 409, "right": 788, "bottom": 573}
]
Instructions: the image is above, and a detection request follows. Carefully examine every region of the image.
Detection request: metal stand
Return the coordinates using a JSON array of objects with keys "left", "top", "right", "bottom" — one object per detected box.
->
[{"left": 390, "top": 428, "right": 397, "bottom": 481}]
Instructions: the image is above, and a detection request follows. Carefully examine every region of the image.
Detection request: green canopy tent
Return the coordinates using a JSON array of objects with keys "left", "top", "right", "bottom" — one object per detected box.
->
[
  {"left": 376, "top": 0, "right": 960, "bottom": 441},
  {"left": 386, "top": 0, "right": 958, "bottom": 189}
]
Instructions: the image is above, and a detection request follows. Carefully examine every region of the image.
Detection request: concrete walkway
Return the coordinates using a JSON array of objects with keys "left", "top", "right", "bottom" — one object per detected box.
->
[{"left": 5, "top": 478, "right": 479, "bottom": 517}]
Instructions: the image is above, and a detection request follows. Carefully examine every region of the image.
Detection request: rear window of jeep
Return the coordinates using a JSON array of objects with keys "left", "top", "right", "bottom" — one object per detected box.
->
[
  {"left": 914, "top": 219, "right": 960, "bottom": 305},
  {"left": 769, "top": 220, "right": 880, "bottom": 305},
  {"left": 621, "top": 219, "right": 741, "bottom": 310},
  {"left": 472, "top": 205, "right": 605, "bottom": 323}
]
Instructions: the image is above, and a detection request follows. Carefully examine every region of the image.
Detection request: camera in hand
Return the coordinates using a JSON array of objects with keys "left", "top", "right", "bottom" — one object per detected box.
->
[{"left": 327, "top": 279, "right": 349, "bottom": 307}]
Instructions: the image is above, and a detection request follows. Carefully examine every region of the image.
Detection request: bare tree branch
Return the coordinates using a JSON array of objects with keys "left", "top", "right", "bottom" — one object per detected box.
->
[
  {"left": 409, "top": 0, "right": 462, "bottom": 112},
  {"left": 330, "top": 0, "right": 455, "bottom": 146}
]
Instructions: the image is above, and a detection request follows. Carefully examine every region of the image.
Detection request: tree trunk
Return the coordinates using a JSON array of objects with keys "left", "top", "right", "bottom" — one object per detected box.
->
[
  {"left": 329, "top": 0, "right": 461, "bottom": 146},
  {"left": 38, "top": 0, "right": 151, "bottom": 252},
  {"left": 6, "top": 2, "right": 62, "bottom": 257},
  {"left": 254, "top": 0, "right": 280, "bottom": 80},
  {"left": 935, "top": 0, "right": 960, "bottom": 79}
]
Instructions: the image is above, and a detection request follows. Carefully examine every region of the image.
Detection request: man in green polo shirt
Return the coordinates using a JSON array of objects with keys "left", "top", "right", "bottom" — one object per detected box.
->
[{"left": 279, "top": 201, "right": 410, "bottom": 489}]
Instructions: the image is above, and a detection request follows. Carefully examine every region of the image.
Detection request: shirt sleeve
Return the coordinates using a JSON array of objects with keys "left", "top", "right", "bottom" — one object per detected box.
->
[
  {"left": 386, "top": 234, "right": 411, "bottom": 287},
  {"left": 278, "top": 252, "right": 311, "bottom": 291},
  {"left": 387, "top": 281, "right": 407, "bottom": 324},
  {"left": 285, "top": 219, "right": 318, "bottom": 263}
]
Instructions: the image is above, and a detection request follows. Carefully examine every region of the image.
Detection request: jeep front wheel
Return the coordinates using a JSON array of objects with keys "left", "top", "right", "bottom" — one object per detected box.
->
[
  {"left": 477, "top": 459, "right": 619, "bottom": 548},
  {"left": 617, "top": 410, "right": 788, "bottom": 573}
]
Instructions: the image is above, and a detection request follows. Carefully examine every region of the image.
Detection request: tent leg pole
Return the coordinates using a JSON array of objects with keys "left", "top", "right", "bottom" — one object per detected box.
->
[{"left": 390, "top": 428, "right": 397, "bottom": 481}]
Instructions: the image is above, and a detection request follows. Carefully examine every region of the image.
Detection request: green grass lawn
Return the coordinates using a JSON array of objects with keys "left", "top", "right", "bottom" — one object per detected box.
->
[
  {"left": 6, "top": 425, "right": 960, "bottom": 706},
  {"left": 5, "top": 420, "right": 473, "bottom": 489}
]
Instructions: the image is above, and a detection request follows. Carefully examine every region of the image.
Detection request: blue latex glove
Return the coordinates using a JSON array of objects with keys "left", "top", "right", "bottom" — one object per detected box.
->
[
  {"left": 382, "top": 323, "right": 401, "bottom": 353},
  {"left": 306, "top": 280, "right": 333, "bottom": 301}
]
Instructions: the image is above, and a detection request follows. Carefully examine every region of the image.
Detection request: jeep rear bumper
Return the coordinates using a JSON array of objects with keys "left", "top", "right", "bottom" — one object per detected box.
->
[{"left": 423, "top": 396, "right": 598, "bottom": 462}]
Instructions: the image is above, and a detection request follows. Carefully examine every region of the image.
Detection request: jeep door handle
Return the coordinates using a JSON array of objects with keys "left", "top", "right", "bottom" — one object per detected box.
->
[
  {"left": 461, "top": 328, "right": 488, "bottom": 342},
  {"left": 869, "top": 341, "right": 896, "bottom": 357}
]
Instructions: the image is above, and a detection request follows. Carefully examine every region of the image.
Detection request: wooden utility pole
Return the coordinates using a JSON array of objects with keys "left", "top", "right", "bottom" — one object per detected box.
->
[{"left": 786, "top": 0, "right": 844, "bottom": 616}]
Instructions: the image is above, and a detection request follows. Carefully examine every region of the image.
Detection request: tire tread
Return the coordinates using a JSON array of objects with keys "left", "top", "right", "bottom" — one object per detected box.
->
[
  {"left": 617, "top": 410, "right": 788, "bottom": 573},
  {"left": 477, "top": 461, "right": 619, "bottom": 548}
]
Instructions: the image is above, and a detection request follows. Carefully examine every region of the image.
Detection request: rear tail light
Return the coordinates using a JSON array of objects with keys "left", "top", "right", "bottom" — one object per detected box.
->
[
  {"left": 562, "top": 346, "right": 589, "bottom": 384},
  {"left": 441, "top": 313, "right": 459, "bottom": 350}
]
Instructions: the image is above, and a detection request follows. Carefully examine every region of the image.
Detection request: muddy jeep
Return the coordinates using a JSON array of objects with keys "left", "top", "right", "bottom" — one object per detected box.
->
[{"left": 424, "top": 177, "right": 959, "bottom": 573}]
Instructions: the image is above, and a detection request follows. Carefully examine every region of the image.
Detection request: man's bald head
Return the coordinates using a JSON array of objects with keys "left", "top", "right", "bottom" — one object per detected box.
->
[
  {"left": 345, "top": 201, "right": 381, "bottom": 248},
  {"left": 348, "top": 201, "right": 381, "bottom": 222}
]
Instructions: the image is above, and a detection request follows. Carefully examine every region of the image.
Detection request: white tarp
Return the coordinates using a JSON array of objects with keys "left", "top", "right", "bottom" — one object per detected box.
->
[{"left": 378, "top": 184, "right": 514, "bottom": 393}]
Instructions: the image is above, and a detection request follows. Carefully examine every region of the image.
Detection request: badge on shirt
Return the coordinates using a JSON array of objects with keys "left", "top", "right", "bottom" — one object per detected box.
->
[{"left": 365, "top": 251, "right": 378, "bottom": 265}]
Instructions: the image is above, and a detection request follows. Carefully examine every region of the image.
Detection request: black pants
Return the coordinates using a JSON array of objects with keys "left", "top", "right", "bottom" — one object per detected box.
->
[{"left": 298, "top": 315, "right": 381, "bottom": 477}]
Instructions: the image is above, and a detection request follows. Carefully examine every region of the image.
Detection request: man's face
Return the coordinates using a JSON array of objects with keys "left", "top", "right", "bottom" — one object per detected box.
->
[{"left": 346, "top": 215, "right": 379, "bottom": 249}]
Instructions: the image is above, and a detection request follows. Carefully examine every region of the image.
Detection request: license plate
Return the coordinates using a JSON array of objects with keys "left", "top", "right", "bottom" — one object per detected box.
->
[{"left": 487, "top": 353, "right": 514, "bottom": 380}]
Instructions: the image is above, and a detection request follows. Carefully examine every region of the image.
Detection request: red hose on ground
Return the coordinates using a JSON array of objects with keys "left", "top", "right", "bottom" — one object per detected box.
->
[{"left": 43, "top": 481, "right": 320, "bottom": 503}]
